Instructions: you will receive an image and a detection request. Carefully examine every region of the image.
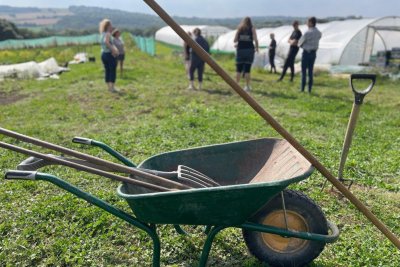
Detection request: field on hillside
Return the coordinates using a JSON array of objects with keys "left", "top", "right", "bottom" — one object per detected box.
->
[
  {"left": 0, "top": 38, "right": 399, "bottom": 266},
  {"left": 0, "top": 8, "right": 72, "bottom": 26}
]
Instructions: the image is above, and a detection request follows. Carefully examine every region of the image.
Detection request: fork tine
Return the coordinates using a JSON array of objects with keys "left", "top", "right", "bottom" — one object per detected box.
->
[
  {"left": 179, "top": 165, "right": 221, "bottom": 186},
  {"left": 178, "top": 175, "right": 208, "bottom": 188},
  {"left": 179, "top": 170, "right": 214, "bottom": 187}
]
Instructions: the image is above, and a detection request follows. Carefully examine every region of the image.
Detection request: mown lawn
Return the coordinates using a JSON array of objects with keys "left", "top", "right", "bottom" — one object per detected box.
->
[{"left": 0, "top": 37, "right": 399, "bottom": 266}]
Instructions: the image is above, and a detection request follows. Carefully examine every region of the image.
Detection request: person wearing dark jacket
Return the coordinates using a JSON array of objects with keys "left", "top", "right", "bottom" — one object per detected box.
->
[
  {"left": 268, "top": 33, "right": 277, "bottom": 73},
  {"left": 188, "top": 28, "right": 210, "bottom": 90},
  {"left": 278, "top": 21, "right": 302, "bottom": 82}
]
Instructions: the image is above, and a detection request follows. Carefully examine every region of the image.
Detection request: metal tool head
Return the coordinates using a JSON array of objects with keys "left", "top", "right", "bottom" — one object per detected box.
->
[
  {"left": 17, "top": 156, "right": 53, "bottom": 171},
  {"left": 177, "top": 165, "right": 220, "bottom": 188}
]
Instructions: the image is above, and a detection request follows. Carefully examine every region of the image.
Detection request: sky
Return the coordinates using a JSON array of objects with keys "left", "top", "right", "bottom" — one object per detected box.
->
[{"left": 2, "top": 0, "right": 400, "bottom": 18}]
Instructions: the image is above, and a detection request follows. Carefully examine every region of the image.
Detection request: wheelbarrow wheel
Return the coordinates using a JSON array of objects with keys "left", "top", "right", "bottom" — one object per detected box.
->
[{"left": 242, "top": 190, "right": 328, "bottom": 267}]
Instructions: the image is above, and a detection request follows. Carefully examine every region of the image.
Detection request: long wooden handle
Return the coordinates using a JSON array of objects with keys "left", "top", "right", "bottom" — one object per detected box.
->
[
  {"left": 338, "top": 103, "right": 361, "bottom": 179},
  {"left": 0, "top": 127, "right": 190, "bottom": 190},
  {"left": 0, "top": 142, "right": 170, "bottom": 192},
  {"left": 142, "top": 0, "right": 400, "bottom": 249}
]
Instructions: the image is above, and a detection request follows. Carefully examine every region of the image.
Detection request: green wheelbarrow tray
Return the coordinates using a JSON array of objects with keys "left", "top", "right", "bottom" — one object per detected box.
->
[
  {"left": 118, "top": 138, "right": 315, "bottom": 226},
  {"left": 4, "top": 137, "right": 339, "bottom": 267}
]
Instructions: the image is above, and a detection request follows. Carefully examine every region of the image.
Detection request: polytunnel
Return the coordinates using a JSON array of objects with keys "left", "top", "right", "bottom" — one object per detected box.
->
[
  {"left": 211, "top": 17, "right": 400, "bottom": 66},
  {"left": 315, "top": 16, "right": 400, "bottom": 65},
  {"left": 155, "top": 25, "right": 231, "bottom": 48}
]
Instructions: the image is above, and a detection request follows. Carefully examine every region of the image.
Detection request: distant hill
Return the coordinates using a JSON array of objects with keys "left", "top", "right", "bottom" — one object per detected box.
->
[
  {"left": 53, "top": 6, "right": 164, "bottom": 32},
  {"left": 0, "top": 5, "right": 40, "bottom": 13},
  {"left": 0, "top": 5, "right": 362, "bottom": 37},
  {"left": 56, "top": 6, "right": 315, "bottom": 30},
  {"left": 0, "top": 5, "right": 72, "bottom": 27},
  {"left": 0, "top": 5, "right": 309, "bottom": 32}
]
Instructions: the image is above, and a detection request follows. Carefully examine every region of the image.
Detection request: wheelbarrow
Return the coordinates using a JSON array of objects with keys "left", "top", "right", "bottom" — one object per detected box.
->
[{"left": 4, "top": 137, "right": 339, "bottom": 267}]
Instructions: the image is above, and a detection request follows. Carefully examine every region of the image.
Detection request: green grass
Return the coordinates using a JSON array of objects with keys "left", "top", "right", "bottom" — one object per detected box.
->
[{"left": 0, "top": 39, "right": 399, "bottom": 266}]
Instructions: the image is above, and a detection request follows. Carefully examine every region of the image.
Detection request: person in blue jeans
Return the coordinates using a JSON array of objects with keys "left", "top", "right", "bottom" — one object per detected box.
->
[
  {"left": 299, "top": 17, "right": 322, "bottom": 93},
  {"left": 99, "top": 19, "right": 120, "bottom": 93}
]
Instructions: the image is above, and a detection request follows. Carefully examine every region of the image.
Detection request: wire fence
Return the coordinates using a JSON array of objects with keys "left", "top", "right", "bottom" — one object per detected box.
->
[
  {"left": 0, "top": 34, "right": 100, "bottom": 50},
  {"left": 132, "top": 35, "right": 155, "bottom": 56}
]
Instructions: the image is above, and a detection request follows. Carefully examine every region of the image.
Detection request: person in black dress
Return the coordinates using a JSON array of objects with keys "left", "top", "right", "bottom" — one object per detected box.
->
[
  {"left": 278, "top": 21, "right": 302, "bottom": 82},
  {"left": 269, "top": 33, "right": 277, "bottom": 73},
  {"left": 234, "top": 17, "right": 259, "bottom": 91}
]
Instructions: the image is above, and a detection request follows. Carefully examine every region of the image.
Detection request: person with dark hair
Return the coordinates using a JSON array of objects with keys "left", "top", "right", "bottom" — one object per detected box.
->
[
  {"left": 234, "top": 17, "right": 259, "bottom": 91},
  {"left": 183, "top": 31, "right": 193, "bottom": 79},
  {"left": 268, "top": 33, "right": 277, "bottom": 73},
  {"left": 188, "top": 28, "right": 210, "bottom": 90},
  {"left": 278, "top": 21, "right": 302, "bottom": 82},
  {"left": 99, "top": 19, "right": 120, "bottom": 93},
  {"left": 299, "top": 16, "right": 322, "bottom": 93}
]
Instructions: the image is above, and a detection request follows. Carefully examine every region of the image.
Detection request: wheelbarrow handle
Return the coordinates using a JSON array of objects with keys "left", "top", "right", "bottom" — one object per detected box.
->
[
  {"left": 350, "top": 74, "right": 376, "bottom": 105},
  {"left": 5, "top": 170, "right": 37, "bottom": 180},
  {"left": 72, "top": 137, "right": 136, "bottom": 167},
  {"left": 72, "top": 137, "right": 93, "bottom": 145}
]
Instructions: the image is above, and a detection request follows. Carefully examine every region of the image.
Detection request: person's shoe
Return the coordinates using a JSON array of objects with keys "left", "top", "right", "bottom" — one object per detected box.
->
[
  {"left": 187, "top": 84, "right": 196, "bottom": 90},
  {"left": 198, "top": 83, "right": 202, "bottom": 90},
  {"left": 244, "top": 85, "right": 252, "bottom": 92},
  {"left": 109, "top": 87, "right": 119, "bottom": 93}
]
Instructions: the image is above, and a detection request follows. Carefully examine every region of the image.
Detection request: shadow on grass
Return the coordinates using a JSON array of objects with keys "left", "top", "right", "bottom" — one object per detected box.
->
[
  {"left": 318, "top": 93, "right": 353, "bottom": 103},
  {"left": 253, "top": 90, "right": 298, "bottom": 100},
  {"left": 202, "top": 88, "right": 233, "bottom": 96}
]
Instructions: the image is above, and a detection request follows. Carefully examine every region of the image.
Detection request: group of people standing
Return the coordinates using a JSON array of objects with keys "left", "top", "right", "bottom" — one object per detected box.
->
[
  {"left": 99, "top": 17, "right": 321, "bottom": 94},
  {"left": 184, "top": 16, "right": 322, "bottom": 93},
  {"left": 243, "top": 16, "right": 321, "bottom": 92},
  {"left": 99, "top": 19, "right": 125, "bottom": 93},
  {"left": 276, "top": 17, "right": 322, "bottom": 93}
]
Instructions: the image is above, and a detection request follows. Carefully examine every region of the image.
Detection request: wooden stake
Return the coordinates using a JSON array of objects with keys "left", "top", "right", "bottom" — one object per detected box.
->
[{"left": 142, "top": 0, "right": 400, "bottom": 249}]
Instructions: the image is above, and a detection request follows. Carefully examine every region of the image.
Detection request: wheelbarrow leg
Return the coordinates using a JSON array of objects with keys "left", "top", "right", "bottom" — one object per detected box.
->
[
  {"left": 5, "top": 171, "right": 161, "bottom": 267},
  {"left": 198, "top": 226, "right": 226, "bottom": 267}
]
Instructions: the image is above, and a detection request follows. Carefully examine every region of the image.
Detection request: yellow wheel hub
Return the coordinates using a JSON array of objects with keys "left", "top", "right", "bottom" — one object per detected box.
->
[{"left": 261, "top": 210, "right": 309, "bottom": 253}]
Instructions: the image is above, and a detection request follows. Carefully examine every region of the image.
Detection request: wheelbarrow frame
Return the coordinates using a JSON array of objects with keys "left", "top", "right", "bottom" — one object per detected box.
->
[{"left": 5, "top": 171, "right": 339, "bottom": 267}]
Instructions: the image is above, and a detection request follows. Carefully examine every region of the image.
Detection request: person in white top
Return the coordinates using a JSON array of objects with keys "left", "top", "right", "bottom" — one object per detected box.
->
[{"left": 298, "top": 17, "right": 322, "bottom": 93}]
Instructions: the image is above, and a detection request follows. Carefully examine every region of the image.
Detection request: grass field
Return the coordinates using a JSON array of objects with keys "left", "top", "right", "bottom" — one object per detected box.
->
[{"left": 0, "top": 37, "right": 399, "bottom": 266}]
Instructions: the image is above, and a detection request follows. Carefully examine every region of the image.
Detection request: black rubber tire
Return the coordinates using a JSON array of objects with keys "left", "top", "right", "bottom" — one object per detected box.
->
[{"left": 242, "top": 190, "right": 328, "bottom": 267}]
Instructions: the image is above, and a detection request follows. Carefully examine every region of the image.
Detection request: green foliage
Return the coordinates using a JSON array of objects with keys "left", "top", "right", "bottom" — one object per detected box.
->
[
  {"left": 0, "top": 18, "right": 22, "bottom": 41},
  {"left": 0, "top": 41, "right": 399, "bottom": 266}
]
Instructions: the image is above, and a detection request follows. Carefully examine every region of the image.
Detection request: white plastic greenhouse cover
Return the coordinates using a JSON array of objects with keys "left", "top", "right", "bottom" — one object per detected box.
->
[
  {"left": 0, "top": 57, "right": 68, "bottom": 80},
  {"left": 212, "top": 28, "right": 275, "bottom": 52},
  {"left": 212, "top": 17, "right": 400, "bottom": 66},
  {"left": 155, "top": 25, "right": 231, "bottom": 47}
]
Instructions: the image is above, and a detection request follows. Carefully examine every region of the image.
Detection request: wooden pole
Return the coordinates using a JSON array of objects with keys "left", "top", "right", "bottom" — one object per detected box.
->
[
  {"left": 0, "top": 127, "right": 190, "bottom": 190},
  {"left": 0, "top": 142, "right": 170, "bottom": 192},
  {"left": 142, "top": 0, "right": 400, "bottom": 249},
  {"left": 338, "top": 103, "right": 361, "bottom": 179}
]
